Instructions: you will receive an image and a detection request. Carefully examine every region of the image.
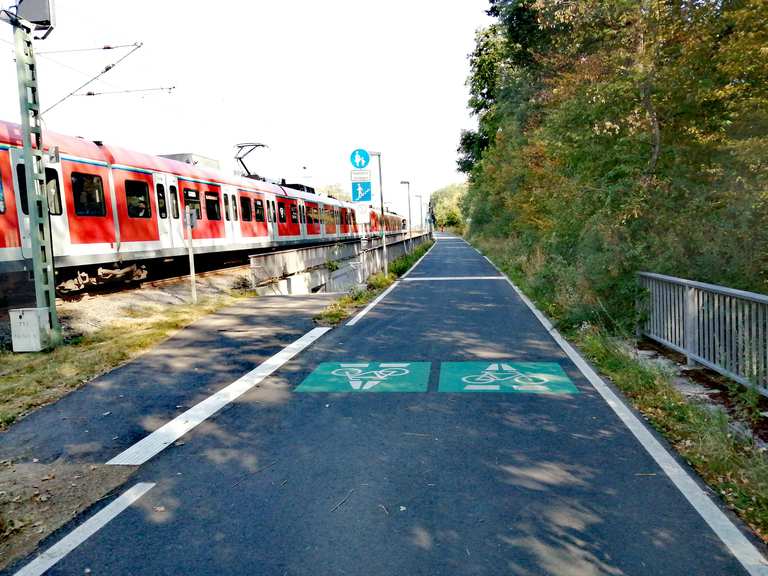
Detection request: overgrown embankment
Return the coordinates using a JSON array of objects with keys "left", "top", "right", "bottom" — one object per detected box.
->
[{"left": 459, "top": 0, "right": 768, "bottom": 333}]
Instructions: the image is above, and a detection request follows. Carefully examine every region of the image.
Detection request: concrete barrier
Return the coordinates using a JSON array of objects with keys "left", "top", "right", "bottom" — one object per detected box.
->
[{"left": 250, "top": 233, "right": 431, "bottom": 295}]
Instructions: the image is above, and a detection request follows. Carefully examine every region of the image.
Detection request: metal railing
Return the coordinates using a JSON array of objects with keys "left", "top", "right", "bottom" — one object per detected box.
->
[{"left": 639, "top": 272, "right": 768, "bottom": 392}]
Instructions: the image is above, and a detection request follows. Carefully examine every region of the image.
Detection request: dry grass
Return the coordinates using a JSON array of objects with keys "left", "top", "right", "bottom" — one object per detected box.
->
[{"left": 0, "top": 290, "right": 257, "bottom": 429}]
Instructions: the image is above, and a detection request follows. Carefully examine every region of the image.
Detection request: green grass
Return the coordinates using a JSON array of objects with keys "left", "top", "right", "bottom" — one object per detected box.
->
[
  {"left": 315, "top": 240, "right": 433, "bottom": 326},
  {"left": 0, "top": 289, "right": 258, "bottom": 429},
  {"left": 474, "top": 235, "right": 768, "bottom": 542}
]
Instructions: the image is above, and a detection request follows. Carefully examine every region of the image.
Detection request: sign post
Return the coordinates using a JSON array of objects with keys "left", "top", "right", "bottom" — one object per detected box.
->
[
  {"left": 184, "top": 206, "right": 198, "bottom": 304},
  {"left": 369, "top": 152, "right": 387, "bottom": 276}
]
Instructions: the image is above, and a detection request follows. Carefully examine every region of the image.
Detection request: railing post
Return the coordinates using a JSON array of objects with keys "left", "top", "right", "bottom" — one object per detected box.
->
[{"left": 685, "top": 285, "right": 697, "bottom": 367}]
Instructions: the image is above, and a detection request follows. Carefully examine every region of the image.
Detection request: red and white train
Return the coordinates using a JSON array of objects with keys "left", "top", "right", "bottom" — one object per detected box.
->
[{"left": 0, "top": 120, "right": 405, "bottom": 291}]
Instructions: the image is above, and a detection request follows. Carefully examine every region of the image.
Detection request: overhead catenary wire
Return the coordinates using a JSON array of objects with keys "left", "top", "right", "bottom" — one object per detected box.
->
[
  {"left": 42, "top": 42, "right": 143, "bottom": 115},
  {"left": 37, "top": 43, "right": 139, "bottom": 54},
  {"left": 76, "top": 86, "right": 175, "bottom": 97},
  {"left": 0, "top": 36, "right": 124, "bottom": 89}
]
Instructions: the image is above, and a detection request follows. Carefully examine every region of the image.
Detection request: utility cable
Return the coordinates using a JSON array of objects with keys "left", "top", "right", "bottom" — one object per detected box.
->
[
  {"left": 42, "top": 42, "right": 143, "bottom": 114},
  {"left": 38, "top": 43, "right": 139, "bottom": 54},
  {"left": 76, "top": 86, "right": 175, "bottom": 97},
  {"left": 0, "top": 36, "right": 125, "bottom": 89}
]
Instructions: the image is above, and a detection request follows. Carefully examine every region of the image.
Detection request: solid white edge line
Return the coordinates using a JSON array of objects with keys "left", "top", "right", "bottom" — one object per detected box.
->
[
  {"left": 107, "top": 327, "right": 331, "bottom": 466},
  {"left": 480, "top": 252, "right": 768, "bottom": 575},
  {"left": 14, "top": 482, "right": 155, "bottom": 576},
  {"left": 400, "top": 239, "right": 436, "bottom": 279},
  {"left": 403, "top": 276, "right": 505, "bottom": 282},
  {"left": 346, "top": 281, "right": 400, "bottom": 326}
]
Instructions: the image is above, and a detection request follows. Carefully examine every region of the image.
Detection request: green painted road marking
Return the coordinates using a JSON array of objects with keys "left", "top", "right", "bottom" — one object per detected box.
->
[
  {"left": 297, "top": 362, "right": 431, "bottom": 392},
  {"left": 439, "top": 362, "right": 578, "bottom": 394}
]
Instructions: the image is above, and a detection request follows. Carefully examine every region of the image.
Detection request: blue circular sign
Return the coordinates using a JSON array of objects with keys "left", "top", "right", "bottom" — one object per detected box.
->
[{"left": 350, "top": 149, "right": 370, "bottom": 169}]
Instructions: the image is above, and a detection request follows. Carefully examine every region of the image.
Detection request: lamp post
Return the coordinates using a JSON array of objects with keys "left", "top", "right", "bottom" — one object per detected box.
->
[
  {"left": 414, "top": 194, "right": 423, "bottom": 233},
  {"left": 369, "top": 151, "right": 387, "bottom": 276},
  {"left": 400, "top": 180, "right": 411, "bottom": 239}
]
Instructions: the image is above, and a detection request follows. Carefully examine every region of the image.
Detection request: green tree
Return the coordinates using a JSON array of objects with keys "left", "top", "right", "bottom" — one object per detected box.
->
[
  {"left": 431, "top": 183, "right": 468, "bottom": 230},
  {"left": 460, "top": 0, "right": 768, "bottom": 329}
]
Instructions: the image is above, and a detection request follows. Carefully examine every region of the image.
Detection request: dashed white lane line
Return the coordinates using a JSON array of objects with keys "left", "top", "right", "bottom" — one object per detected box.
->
[
  {"left": 107, "top": 327, "right": 331, "bottom": 466},
  {"left": 347, "top": 238, "right": 437, "bottom": 326},
  {"left": 480, "top": 252, "right": 768, "bottom": 576},
  {"left": 14, "top": 482, "right": 155, "bottom": 576},
  {"left": 346, "top": 281, "right": 400, "bottom": 326},
  {"left": 403, "top": 276, "right": 505, "bottom": 282}
]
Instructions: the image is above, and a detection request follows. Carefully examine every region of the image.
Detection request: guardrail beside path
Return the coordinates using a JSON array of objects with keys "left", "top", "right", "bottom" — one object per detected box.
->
[{"left": 639, "top": 272, "right": 768, "bottom": 392}]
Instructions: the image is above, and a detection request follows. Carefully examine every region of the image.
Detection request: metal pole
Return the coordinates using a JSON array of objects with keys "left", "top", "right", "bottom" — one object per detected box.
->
[
  {"left": 371, "top": 152, "right": 387, "bottom": 276},
  {"left": 401, "top": 181, "right": 411, "bottom": 239},
  {"left": 415, "top": 194, "right": 423, "bottom": 235},
  {"left": 185, "top": 206, "right": 197, "bottom": 304},
  {"left": 13, "top": 19, "right": 60, "bottom": 346}
]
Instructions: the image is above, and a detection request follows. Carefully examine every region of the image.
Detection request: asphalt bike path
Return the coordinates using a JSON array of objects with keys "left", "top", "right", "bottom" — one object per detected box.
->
[
  {"left": 7, "top": 234, "right": 766, "bottom": 575},
  {"left": 0, "top": 295, "right": 335, "bottom": 465}
]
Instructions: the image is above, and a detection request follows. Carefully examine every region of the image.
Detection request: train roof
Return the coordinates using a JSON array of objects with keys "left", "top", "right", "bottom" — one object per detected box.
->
[{"left": 0, "top": 120, "right": 386, "bottom": 214}]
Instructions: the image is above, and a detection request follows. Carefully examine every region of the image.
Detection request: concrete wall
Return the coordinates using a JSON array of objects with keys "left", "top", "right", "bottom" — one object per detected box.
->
[{"left": 250, "top": 233, "right": 431, "bottom": 295}]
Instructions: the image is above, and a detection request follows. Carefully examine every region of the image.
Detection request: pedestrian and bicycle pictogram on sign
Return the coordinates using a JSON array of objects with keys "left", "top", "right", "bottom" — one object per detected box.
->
[
  {"left": 439, "top": 362, "right": 578, "bottom": 394},
  {"left": 297, "top": 362, "right": 430, "bottom": 392}
]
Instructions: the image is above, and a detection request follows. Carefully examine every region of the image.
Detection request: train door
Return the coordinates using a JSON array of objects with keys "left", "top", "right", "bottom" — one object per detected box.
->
[
  {"left": 298, "top": 200, "right": 306, "bottom": 238},
  {"left": 10, "top": 147, "right": 65, "bottom": 259},
  {"left": 221, "top": 185, "right": 237, "bottom": 244},
  {"left": 152, "top": 173, "right": 172, "bottom": 249},
  {"left": 154, "top": 174, "right": 183, "bottom": 249},
  {"left": 264, "top": 194, "right": 276, "bottom": 242}
]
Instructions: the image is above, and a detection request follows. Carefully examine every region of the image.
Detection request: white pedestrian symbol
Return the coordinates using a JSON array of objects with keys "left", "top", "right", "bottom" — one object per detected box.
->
[
  {"left": 461, "top": 363, "right": 550, "bottom": 391},
  {"left": 354, "top": 152, "right": 364, "bottom": 168},
  {"left": 355, "top": 183, "right": 364, "bottom": 200},
  {"left": 332, "top": 363, "right": 410, "bottom": 390}
]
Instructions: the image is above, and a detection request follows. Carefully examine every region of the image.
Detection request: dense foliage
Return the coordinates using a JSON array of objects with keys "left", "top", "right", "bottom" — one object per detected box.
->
[
  {"left": 430, "top": 183, "right": 467, "bottom": 230},
  {"left": 459, "top": 0, "right": 768, "bottom": 331}
]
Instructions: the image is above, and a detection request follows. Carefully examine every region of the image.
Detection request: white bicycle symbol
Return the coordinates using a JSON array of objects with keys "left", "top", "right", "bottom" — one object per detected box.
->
[
  {"left": 332, "top": 364, "right": 410, "bottom": 390},
  {"left": 461, "top": 367, "right": 549, "bottom": 391}
]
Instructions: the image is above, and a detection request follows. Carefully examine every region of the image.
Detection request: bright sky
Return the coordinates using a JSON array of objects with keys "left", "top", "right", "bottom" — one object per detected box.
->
[{"left": 0, "top": 1, "right": 491, "bottom": 220}]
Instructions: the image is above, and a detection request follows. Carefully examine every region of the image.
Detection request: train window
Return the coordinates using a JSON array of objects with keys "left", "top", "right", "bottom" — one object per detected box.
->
[
  {"left": 72, "top": 172, "right": 107, "bottom": 217},
  {"left": 0, "top": 169, "right": 4, "bottom": 213},
  {"left": 15, "top": 166, "right": 62, "bottom": 215},
  {"left": 240, "top": 195, "right": 252, "bottom": 221},
  {"left": 232, "top": 195, "right": 238, "bottom": 221},
  {"left": 126, "top": 180, "right": 151, "bottom": 218},
  {"left": 184, "top": 189, "right": 202, "bottom": 220},
  {"left": 156, "top": 184, "right": 168, "bottom": 219},
  {"left": 205, "top": 192, "right": 221, "bottom": 220},
  {"left": 223, "top": 194, "right": 230, "bottom": 221},
  {"left": 46, "top": 170, "right": 62, "bottom": 215},
  {"left": 170, "top": 185, "right": 179, "bottom": 219},
  {"left": 254, "top": 199, "right": 265, "bottom": 222},
  {"left": 267, "top": 201, "right": 274, "bottom": 223},
  {"left": 277, "top": 201, "right": 286, "bottom": 223},
  {"left": 290, "top": 204, "right": 298, "bottom": 224}
]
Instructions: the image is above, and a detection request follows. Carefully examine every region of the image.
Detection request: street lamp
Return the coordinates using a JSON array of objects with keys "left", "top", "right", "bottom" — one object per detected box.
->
[
  {"left": 400, "top": 180, "right": 411, "bottom": 238},
  {"left": 414, "top": 194, "right": 423, "bottom": 233}
]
